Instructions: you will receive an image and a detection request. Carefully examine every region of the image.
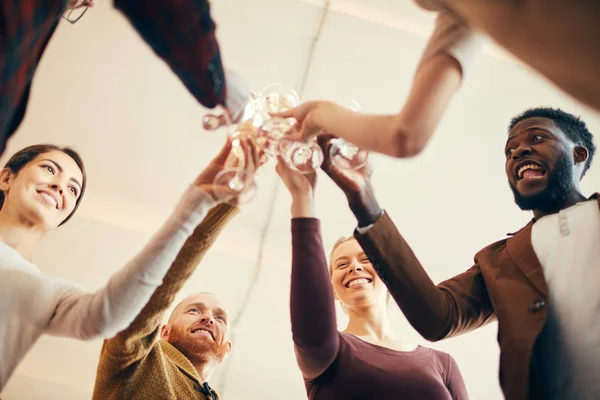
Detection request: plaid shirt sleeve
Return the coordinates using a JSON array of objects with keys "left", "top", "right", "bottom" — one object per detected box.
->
[
  {"left": 114, "top": 0, "right": 227, "bottom": 109},
  {"left": 0, "top": 0, "right": 66, "bottom": 155}
]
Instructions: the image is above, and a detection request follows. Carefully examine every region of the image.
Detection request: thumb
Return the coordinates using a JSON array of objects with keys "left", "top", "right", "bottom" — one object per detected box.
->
[{"left": 270, "top": 107, "right": 296, "bottom": 119}]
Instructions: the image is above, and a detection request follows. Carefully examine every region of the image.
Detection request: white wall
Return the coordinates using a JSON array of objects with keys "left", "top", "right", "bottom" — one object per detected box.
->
[{"left": 2, "top": 0, "right": 599, "bottom": 399}]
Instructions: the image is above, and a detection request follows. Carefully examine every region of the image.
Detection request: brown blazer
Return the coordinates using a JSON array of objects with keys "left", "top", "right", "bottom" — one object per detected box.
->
[
  {"left": 93, "top": 204, "right": 238, "bottom": 400},
  {"left": 355, "top": 195, "right": 600, "bottom": 400},
  {"left": 416, "top": 0, "right": 600, "bottom": 112}
]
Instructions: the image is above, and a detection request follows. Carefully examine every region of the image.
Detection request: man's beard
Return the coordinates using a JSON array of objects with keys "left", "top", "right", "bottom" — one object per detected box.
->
[
  {"left": 167, "top": 326, "right": 229, "bottom": 364},
  {"left": 509, "top": 153, "right": 574, "bottom": 212}
]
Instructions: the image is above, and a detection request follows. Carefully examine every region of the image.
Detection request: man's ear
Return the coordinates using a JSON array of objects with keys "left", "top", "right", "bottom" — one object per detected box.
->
[
  {"left": 160, "top": 325, "right": 169, "bottom": 340},
  {"left": 223, "top": 341, "right": 233, "bottom": 360},
  {"left": 574, "top": 145, "right": 589, "bottom": 165}
]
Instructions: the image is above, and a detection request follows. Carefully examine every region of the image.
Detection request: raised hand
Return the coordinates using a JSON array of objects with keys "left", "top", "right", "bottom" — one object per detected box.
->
[
  {"left": 270, "top": 100, "right": 327, "bottom": 142},
  {"left": 194, "top": 137, "right": 259, "bottom": 205},
  {"left": 317, "top": 135, "right": 382, "bottom": 227},
  {"left": 275, "top": 157, "right": 317, "bottom": 218}
]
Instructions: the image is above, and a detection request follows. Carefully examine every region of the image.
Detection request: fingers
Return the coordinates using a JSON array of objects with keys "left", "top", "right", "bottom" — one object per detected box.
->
[
  {"left": 317, "top": 135, "right": 336, "bottom": 176},
  {"left": 270, "top": 108, "right": 295, "bottom": 119},
  {"left": 306, "top": 171, "right": 318, "bottom": 189},
  {"left": 248, "top": 137, "right": 259, "bottom": 171},
  {"left": 275, "top": 155, "right": 291, "bottom": 178},
  {"left": 213, "top": 136, "right": 234, "bottom": 165},
  {"left": 240, "top": 138, "right": 257, "bottom": 177},
  {"left": 317, "top": 134, "right": 336, "bottom": 153}
]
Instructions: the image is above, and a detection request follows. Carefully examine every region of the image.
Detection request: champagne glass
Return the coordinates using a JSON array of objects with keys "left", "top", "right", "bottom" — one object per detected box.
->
[
  {"left": 212, "top": 134, "right": 258, "bottom": 204},
  {"left": 255, "top": 84, "right": 300, "bottom": 155},
  {"left": 279, "top": 139, "right": 324, "bottom": 174},
  {"left": 202, "top": 101, "right": 257, "bottom": 132},
  {"left": 327, "top": 98, "right": 369, "bottom": 170}
]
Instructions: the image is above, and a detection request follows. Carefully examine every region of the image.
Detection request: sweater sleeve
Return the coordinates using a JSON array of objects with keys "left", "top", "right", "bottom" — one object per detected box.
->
[
  {"left": 290, "top": 218, "right": 340, "bottom": 381},
  {"left": 92, "top": 203, "right": 237, "bottom": 393},
  {"left": 45, "top": 185, "right": 219, "bottom": 340},
  {"left": 417, "top": 11, "right": 484, "bottom": 80},
  {"left": 445, "top": 353, "right": 469, "bottom": 400}
]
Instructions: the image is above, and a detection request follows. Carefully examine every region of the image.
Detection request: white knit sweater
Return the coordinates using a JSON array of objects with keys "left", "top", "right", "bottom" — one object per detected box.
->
[{"left": 0, "top": 185, "right": 216, "bottom": 390}]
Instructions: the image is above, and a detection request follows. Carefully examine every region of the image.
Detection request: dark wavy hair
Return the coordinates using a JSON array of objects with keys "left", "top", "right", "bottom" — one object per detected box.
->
[{"left": 0, "top": 144, "right": 86, "bottom": 225}]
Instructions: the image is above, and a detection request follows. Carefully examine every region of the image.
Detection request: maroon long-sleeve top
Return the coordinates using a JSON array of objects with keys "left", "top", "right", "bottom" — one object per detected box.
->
[{"left": 290, "top": 218, "right": 469, "bottom": 399}]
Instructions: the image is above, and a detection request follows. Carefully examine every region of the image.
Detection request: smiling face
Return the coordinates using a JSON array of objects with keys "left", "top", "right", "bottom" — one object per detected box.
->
[
  {"left": 330, "top": 238, "right": 388, "bottom": 312},
  {"left": 161, "top": 293, "right": 232, "bottom": 365},
  {"left": 0, "top": 150, "right": 84, "bottom": 230},
  {"left": 504, "top": 117, "right": 588, "bottom": 211}
]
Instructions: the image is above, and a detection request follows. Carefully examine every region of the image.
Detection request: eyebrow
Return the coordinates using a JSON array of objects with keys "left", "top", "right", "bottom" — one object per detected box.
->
[
  {"left": 507, "top": 126, "right": 553, "bottom": 141},
  {"left": 41, "top": 159, "right": 82, "bottom": 190},
  {"left": 214, "top": 308, "right": 228, "bottom": 318},
  {"left": 187, "top": 302, "right": 228, "bottom": 319}
]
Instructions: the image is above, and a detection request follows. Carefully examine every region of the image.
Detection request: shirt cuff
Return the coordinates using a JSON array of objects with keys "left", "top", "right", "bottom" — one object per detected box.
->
[{"left": 355, "top": 210, "right": 384, "bottom": 234}]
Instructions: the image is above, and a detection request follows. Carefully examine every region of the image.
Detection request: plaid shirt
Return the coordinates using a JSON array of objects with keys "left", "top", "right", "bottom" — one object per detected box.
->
[{"left": 0, "top": 0, "right": 226, "bottom": 156}]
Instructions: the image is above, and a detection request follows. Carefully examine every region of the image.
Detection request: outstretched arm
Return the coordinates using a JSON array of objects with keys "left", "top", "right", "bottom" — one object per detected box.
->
[
  {"left": 46, "top": 138, "right": 257, "bottom": 343},
  {"left": 273, "top": 12, "right": 482, "bottom": 158},
  {"left": 113, "top": 0, "right": 250, "bottom": 119},
  {"left": 276, "top": 159, "right": 340, "bottom": 381},
  {"left": 317, "top": 136, "right": 494, "bottom": 341}
]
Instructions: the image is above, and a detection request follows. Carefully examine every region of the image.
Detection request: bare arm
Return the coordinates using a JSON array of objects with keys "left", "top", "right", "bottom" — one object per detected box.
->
[
  {"left": 275, "top": 12, "right": 482, "bottom": 158},
  {"left": 310, "top": 54, "right": 461, "bottom": 157}
]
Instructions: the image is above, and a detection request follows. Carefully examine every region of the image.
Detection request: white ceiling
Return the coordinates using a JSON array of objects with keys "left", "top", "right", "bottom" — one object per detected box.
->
[{"left": 2, "top": 0, "right": 599, "bottom": 399}]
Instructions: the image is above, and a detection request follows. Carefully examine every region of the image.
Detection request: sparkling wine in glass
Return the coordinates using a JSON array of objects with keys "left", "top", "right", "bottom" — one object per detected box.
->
[
  {"left": 279, "top": 139, "right": 324, "bottom": 174},
  {"left": 255, "top": 84, "right": 300, "bottom": 155},
  {"left": 211, "top": 134, "right": 258, "bottom": 204},
  {"left": 327, "top": 98, "right": 369, "bottom": 170}
]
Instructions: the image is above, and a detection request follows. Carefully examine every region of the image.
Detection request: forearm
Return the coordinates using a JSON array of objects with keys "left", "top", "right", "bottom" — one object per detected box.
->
[
  {"left": 47, "top": 186, "right": 219, "bottom": 340},
  {"left": 312, "top": 54, "right": 461, "bottom": 158},
  {"left": 347, "top": 186, "right": 383, "bottom": 228},
  {"left": 291, "top": 195, "right": 314, "bottom": 218},
  {"left": 359, "top": 216, "right": 495, "bottom": 340},
  {"left": 311, "top": 104, "right": 400, "bottom": 157},
  {"left": 101, "top": 203, "right": 238, "bottom": 369},
  {"left": 354, "top": 211, "right": 469, "bottom": 340}
]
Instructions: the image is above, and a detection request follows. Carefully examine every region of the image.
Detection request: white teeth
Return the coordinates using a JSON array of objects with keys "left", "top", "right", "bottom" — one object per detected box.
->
[
  {"left": 192, "top": 329, "right": 213, "bottom": 339},
  {"left": 348, "top": 278, "right": 371, "bottom": 288},
  {"left": 40, "top": 192, "right": 57, "bottom": 208},
  {"left": 517, "top": 164, "right": 542, "bottom": 178}
]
